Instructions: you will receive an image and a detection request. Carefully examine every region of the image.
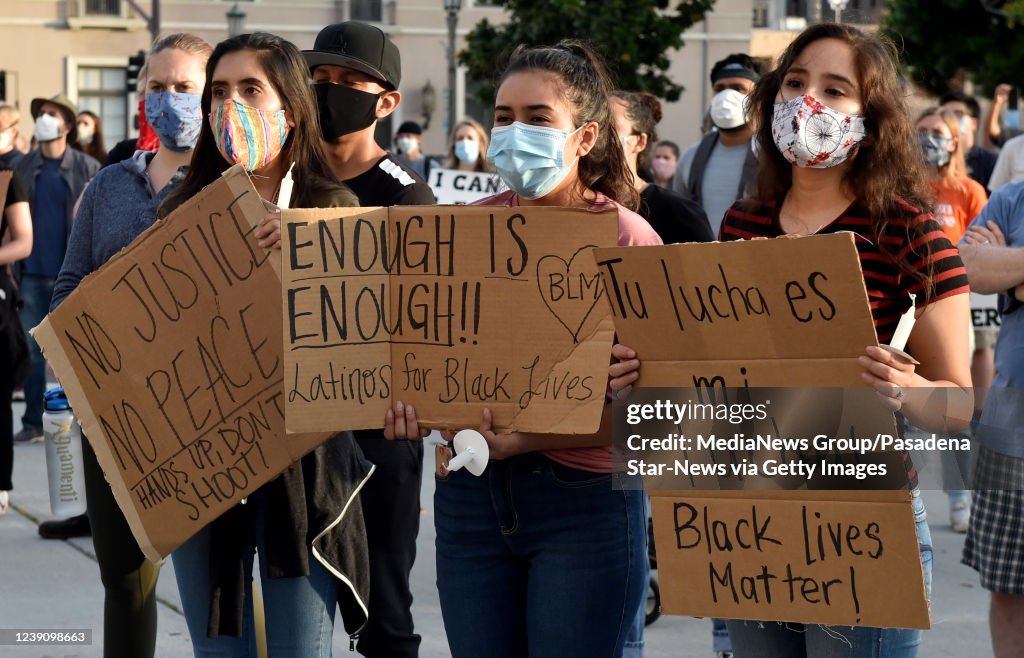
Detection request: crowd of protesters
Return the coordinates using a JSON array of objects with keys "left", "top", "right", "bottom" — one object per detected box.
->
[{"left": 2, "top": 17, "right": 1023, "bottom": 658}]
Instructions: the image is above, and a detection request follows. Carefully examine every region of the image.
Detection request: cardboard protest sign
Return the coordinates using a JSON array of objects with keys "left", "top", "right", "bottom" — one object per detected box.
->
[
  {"left": 649, "top": 489, "right": 927, "bottom": 629},
  {"left": 594, "top": 233, "right": 883, "bottom": 388},
  {"left": 32, "top": 166, "right": 331, "bottom": 561},
  {"left": 971, "top": 292, "right": 1000, "bottom": 329},
  {"left": 428, "top": 168, "right": 505, "bottom": 204},
  {"left": 282, "top": 205, "right": 617, "bottom": 434},
  {"left": 595, "top": 233, "right": 929, "bottom": 629}
]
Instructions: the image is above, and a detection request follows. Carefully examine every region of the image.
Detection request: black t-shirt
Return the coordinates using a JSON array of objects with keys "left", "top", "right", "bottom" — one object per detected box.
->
[
  {"left": 1, "top": 165, "right": 28, "bottom": 208},
  {"left": 345, "top": 153, "right": 434, "bottom": 441},
  {"left": 344, "top": 153, "right": 435, "bottom": 206},
  {"left": 0, "top": 150, "right": 23, "bottom": 171},
  {"left": 639, "top": 184, "right": 714, "bottom": 244},
  {"left": 966, "top": 146, "right": 998, "bottom": 192}
]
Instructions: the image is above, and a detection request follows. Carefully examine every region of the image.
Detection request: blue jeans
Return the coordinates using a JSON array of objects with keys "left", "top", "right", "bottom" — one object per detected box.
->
[
  {"left": 725, "top": 491, "right": 933, "bottom": 658},
  {"left": 622, "top": 493, "right": 651, "bottom": 658},
  {"left": 17, "top": 274, "right": 53, "bottom": 431},
  {"left": 712, "top": 617, "right": 732, "bottom": 653},
  {"left": 434, "top": 452, "right": 647, "bottom": 658},
  {"left": 171, "top": 491, "right": 338, "bottom": 657}
]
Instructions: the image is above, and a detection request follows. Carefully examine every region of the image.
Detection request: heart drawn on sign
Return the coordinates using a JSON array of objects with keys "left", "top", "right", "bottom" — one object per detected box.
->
[{"left": 536, "top": 245, "right": 606, "bottom": 344}]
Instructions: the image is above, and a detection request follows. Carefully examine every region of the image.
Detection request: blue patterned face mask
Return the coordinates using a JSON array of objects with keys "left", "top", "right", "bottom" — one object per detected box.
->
[
  {"left": 145, "top": 92, "right": 203, "bottom": 152},
  {"left": 918, "top": 133, "right": 951, "bottom": 168},
  {"left": 486, "top": 121, "right": 584, "bottom": 199}
]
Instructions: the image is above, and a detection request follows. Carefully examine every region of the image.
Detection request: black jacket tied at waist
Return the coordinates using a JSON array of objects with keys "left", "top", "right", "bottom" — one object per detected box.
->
[{"left": 205, "top": 431, "right": 373, "bottom": 638}]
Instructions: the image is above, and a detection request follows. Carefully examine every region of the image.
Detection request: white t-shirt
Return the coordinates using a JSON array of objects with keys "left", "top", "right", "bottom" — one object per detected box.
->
[
  {"left": 988, "top": 133, "right": 1024, "bottom": 191},
  {"left": 673, "top": 137, "right": 748, "bottom": 237}
]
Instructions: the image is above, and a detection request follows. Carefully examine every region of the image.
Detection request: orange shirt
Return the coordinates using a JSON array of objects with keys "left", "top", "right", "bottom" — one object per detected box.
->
[{"left": 932, "top": 175, "right": 987, "bottom": 243}]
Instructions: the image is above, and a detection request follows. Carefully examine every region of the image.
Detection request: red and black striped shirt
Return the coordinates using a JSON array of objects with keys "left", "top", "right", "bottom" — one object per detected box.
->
[
  {"left": 722, "top": 199, "right": 970, "bottom": 489},
  {"left": 721, "top": 198, "right": 970, "bottom": 343}
]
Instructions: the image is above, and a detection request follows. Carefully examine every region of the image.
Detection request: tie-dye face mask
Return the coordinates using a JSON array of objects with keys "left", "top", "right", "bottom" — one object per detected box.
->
[
  {"left": 209, "top": 99, "right": 289, "bottom": 172},
  {"left": 771, "top": 94, "right": 867, "bottom": 169}
]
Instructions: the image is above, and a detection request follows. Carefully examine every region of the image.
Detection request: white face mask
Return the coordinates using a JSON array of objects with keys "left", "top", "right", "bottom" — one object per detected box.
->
[
  {"left": 710, "top": 89, "right": 749, "bottom": 130},
  {"left": 0, "top": 127, "right": 14, "bottom": 152},
  {"left": 396, "top": 136, "right": 419, "bottom": 155},
  {"left": 77, "top": 123, "right": 95, "bottom": 145},
  {"left": 33, "top": 114, "right": 62, "bottom": 143}
]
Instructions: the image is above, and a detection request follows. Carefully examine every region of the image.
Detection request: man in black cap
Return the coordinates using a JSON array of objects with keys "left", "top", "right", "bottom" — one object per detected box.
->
[
  {"left": 394, "top": 120, "right": 431, "bottom": 181},
  {"left": 673, "top": 54, "right": 760, "bottom": 238},
  {"left": 304, "top": 21, "right": 434, "bottom": 206},
  {"left": 304, "top": 21, "right": 434, "bottom": 658},
  {"left": 13, "top": 95, "right": 99, "bottom": 460}
]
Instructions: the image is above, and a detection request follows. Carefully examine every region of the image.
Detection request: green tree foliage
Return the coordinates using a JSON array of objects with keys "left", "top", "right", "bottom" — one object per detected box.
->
[
  {"left": 459, "top": 0, "right": 716, "bottom": 107},
  {"left": 881, "top": 0, "right": 1024, "bottom": 96}
]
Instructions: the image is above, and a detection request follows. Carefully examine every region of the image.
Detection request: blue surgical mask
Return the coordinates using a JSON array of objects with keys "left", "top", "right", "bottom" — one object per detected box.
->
[
  {"left": 487, "top": 122, "right": 583, "bottom": 200},
  {"left": 145, "top": 92, "right": 202, "bottom": 152},
  {"left": 959, "top": 116, "right": 971, "bottom": 139},
  {"left": 454, "top": 139, "right": 479, "bottom": 165}
]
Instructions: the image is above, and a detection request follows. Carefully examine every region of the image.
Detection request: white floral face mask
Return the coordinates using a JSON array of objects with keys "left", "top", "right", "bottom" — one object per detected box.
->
[{"left": 771, "top": 94, "right": 867, "bottom": 168}]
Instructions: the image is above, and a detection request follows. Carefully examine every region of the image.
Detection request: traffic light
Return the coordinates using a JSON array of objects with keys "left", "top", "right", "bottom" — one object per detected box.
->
[{"left": 125, "top": 50, "right": 145, "bottom": 94}]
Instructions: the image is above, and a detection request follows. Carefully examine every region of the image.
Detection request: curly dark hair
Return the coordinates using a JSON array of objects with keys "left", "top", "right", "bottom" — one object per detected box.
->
[{"left": 748, "top": 23, "right": 935, "bottom": 294}]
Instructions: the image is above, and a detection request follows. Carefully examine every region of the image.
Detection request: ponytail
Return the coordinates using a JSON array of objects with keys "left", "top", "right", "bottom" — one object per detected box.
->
[{"left": 502, "top": 40, "right": 639, "bottom": 210}]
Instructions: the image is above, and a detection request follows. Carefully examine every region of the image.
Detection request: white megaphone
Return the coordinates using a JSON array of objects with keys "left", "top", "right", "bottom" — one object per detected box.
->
[{"left": 445, "top": 429, "right": 490, "bottom": 476}]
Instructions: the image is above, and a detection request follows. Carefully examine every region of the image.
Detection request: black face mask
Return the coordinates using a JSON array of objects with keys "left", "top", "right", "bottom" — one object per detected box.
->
[{"left": 314, "top": 83, "right": 383, "bottom": 142}]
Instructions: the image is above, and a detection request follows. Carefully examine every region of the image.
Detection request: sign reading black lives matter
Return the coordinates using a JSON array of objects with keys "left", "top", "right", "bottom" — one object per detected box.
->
[
  {"left": 281, "top": 205, "right": 617, "bottom": 434},
  {"left": 594, "top": 233, "right": 930, "bottom": 629},
  {"left": 33, "top": 166, "right": 332, "bottom": 561}
]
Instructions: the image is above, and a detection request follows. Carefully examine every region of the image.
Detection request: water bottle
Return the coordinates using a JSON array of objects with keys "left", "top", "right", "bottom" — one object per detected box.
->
[{"left": 43, "top": 388, "right": 87, "bottom": 517}]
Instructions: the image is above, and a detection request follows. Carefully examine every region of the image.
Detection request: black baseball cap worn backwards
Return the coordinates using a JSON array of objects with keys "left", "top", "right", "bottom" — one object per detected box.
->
[{"left": 303, "top": 21, "right": 402, "bottom": 90}]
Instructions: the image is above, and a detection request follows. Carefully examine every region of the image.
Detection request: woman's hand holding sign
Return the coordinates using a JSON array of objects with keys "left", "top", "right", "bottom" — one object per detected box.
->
[
  {"left": 256, "top": 208, "right": 282, "bottom": 249},
  {"left": 609, "top": 344, "right": 640, "bottom": 393},
  {"left": 383, "top": 401, "right": 430, "bottom": 440}
]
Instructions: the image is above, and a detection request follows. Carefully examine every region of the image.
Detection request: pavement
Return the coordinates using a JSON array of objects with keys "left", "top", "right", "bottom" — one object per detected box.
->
[{"left": 2, "top": 400, "right": 993, "bottom": 657}]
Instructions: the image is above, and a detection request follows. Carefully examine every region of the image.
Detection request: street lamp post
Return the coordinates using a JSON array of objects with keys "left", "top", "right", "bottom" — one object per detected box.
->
[
  {"left": 421, "top": 80, "right": 437, "bottom": 130},
  {"left": 444, "top": 0, "right": 462, "bottom": 134},
  {"left": 827, "top": 0, "right": 849, "bottom": 24},
  {"left": 226, "top": 1, "right": 247, "bottom": 37}
]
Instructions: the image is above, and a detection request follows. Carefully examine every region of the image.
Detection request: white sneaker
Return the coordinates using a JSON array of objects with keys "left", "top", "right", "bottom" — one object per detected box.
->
[
  {"left": 0, "top": 491, "right": 9, "bottom": 515},
  {"left": 950, "top": 499, "right": 970, "bottom": 533}
]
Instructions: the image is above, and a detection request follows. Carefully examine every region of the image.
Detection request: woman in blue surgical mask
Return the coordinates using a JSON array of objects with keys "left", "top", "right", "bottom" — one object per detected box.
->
[
  {"left": 385, "top": 39, "right": 661, "bottom": 658},
  {"left": 610, "top": 23, "right": 973, "bottom": 658},
  {"left": 443, "top": 118, "right": 494, "bottom": 172},
  {"left": 49, "top": 33, "right": 213, "bottom": 658}
]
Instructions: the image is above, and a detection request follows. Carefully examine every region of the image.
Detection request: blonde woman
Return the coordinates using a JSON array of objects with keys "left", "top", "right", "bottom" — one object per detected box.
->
[
  {"left": 444, "top": 118, "right": 495, "bottom": 172},
  {"left": 916, "top": 106, "right": 987, "bottom": 244}
]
